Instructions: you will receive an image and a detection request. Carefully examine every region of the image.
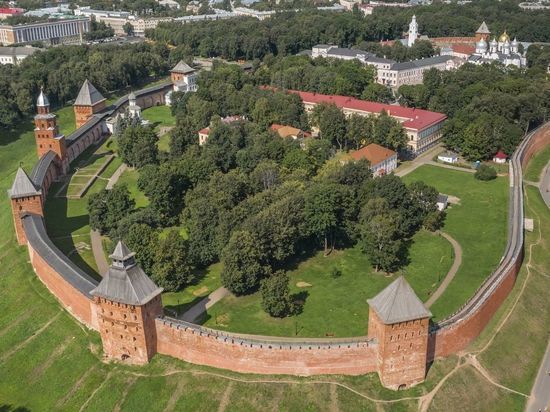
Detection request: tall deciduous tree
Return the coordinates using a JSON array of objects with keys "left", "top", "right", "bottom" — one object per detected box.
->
[
  {"left": 118, "top": 125, "right": 159, "bottom": 168},
  {"left": 260, "top": 270, "right": 293, "bottom": 318},
  {"left": 151, "top": 230, "right": 194, "bottom": 291},
  {"left": 221, "top": 230, "right": 269, "bottom": 295}
]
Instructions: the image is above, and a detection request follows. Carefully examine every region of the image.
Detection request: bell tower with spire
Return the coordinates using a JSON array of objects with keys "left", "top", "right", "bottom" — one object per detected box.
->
[
  {"left": 34, "top": 88, "right": 68, "bottom": 173},
  {"left": 408, "top": 15, "right": 418, "bottom": 47},
  {"left": 91, "top": 241, "right": 164, "bottom": 364}
]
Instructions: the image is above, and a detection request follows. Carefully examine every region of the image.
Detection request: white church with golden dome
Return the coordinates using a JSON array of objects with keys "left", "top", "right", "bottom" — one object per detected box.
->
[{"left": 469, "top": 22, "right": 526, "bottom": 67}]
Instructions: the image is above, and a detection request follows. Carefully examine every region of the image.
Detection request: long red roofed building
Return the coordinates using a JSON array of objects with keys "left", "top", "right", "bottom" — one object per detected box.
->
[{"left": 287, "top": 90, "right": 447, "bottom": 155}]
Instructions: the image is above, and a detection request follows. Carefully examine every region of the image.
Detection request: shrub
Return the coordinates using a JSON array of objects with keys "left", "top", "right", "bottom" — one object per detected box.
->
[{"left": 474, "top": 164, "right": 497, "bottom": 181}]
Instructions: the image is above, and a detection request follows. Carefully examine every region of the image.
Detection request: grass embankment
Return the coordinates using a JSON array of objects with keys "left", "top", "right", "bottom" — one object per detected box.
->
[
  {"left": 524, "top": 144, "right": 550, "bottom": 182},
  {"left": 203, "top": 230, "right": 452, "bottom": 338},
  {"left": 428, "top": 185, "right": 550, "bottom": 411},
  {"left": 402, "top": 165, "right": 509, "bottom": 321}
]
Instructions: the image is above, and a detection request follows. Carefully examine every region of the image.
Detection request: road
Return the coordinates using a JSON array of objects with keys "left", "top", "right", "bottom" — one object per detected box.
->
[
  {"left": 539, "top": 163, "right": 550, "bottom": 208},
  {"left": 526, "top": 340, "right": 550, "bottom": 412}
]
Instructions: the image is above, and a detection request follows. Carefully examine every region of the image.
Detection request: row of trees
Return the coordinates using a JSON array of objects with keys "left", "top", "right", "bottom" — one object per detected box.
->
[
  {"left": 147, "top": 3, "right": 550, "bottom": 62},
  {"left": 0, "top": 42, "right": 176, "bottom": 129}
]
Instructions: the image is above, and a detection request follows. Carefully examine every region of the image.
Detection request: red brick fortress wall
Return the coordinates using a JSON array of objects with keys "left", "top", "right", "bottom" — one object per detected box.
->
[
  {"left": 27, "top": 242, "right": 97, "bottom": 329},
  {"left": 156, "top": 319, "right": 378, "bottom": 376}
]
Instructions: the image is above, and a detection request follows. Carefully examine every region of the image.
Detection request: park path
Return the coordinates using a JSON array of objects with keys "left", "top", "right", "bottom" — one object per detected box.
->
[
  {"left": 90, "top": 162, "right": 127, "bottom": 276},
  {"left": 91, "top": 230, "right": 109, "bottom": 276},
  {"left": 180, "top": 287, "right": 230, "bottom": 323},
  {"left": 394, "top": 144, "right": 441, "bottom": 177},
  {"left": 106, "top": 163, "right": 127, "bottom": 190},
  {"left": 425, "top": 232, "right": 462, "bottom": 308}
]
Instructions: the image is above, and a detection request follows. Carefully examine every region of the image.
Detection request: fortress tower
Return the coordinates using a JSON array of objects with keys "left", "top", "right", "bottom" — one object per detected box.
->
[
  {"left": 8, "top": 168, "right": 43, "bottom": 245},
  {"left": 367, "top": 276, "right": 432, "bottom": 389},
  {"left": 73, "top": 79, "right": 106, "bottom": 128},
  {"left": 34, "top": 89, "right": 68, "bottom": 173},
  {"left": 91, "top": 241, "right": 163, "bottom": 364},
  {"left": 475, "top": 21, "right": 491, "bottom": 42}
]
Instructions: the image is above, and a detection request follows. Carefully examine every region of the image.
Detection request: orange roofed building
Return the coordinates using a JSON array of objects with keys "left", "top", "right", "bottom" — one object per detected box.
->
[{"left": 349, "top": 143, "right": 397, "bottom": 176}]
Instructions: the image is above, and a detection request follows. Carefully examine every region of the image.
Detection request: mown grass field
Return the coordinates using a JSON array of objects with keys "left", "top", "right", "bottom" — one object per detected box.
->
[
  {"left": 203, "top": 230, "right": 453, "bottom": 338},
  {"left": 402, "top": 165, "right": 509, "bottom": 321}
]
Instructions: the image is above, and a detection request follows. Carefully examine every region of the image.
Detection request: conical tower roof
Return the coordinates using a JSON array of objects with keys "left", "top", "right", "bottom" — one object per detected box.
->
[
  {"left": 75, "top": 79, "right": 106, "bottom": 106},
  {"left": 171, "top": 60, "right": 195, "bottom": 74},
  {"left": 91, "top": 241, "right": 162, "bottom": 306},
  {"left": 476, "top": 21, "right": 490, "bottom": 34},
  {"left": 8, "top": 167, "right": 41, "bottom": 199},
  {"left": 367, "top": 276, "right": 431, "bottom": 324}
]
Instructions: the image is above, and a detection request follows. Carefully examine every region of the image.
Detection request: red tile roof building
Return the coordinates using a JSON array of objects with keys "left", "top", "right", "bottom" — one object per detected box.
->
[
  {"left": 349, "top": 143, "right": 397, "bottom": 176},
  {"left": 288, "top": 90, "right": 447, "bottom": 155}
]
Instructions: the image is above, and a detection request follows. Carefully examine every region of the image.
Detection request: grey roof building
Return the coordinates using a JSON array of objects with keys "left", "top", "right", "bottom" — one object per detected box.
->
[
  {"left": 91, "top": 241, "right": 163, "bottom": 306},
  {"left": 171, "top": 60, "right": 195, "bottom": 74},
  {"left": 368, "top": 276, "right": 432, "bottom": 324},
  {"left": 8, "top": 168, "right": 41, "bottom": 199},
  {"left": 75, "top": 79, "right": 106, "bottom": 106}
]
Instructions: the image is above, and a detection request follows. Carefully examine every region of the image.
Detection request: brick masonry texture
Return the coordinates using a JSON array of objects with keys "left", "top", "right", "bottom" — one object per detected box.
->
[{"left": 13, "top": 79, "right": 549, "bottom": 388}]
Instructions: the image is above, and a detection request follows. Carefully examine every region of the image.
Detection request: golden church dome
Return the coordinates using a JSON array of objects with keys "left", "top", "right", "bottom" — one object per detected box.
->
[{"left": 499, "top": 31, "right": 510, "bottom": 43}]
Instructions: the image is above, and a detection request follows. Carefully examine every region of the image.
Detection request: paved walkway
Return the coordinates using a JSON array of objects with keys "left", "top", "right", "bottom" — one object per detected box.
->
[
  {"left": 394, "top": 144, "right": 442, "bottom": 177},
  {"left": 90, "top": 230, "right": 109, "bottom": 276},
  {"left": 526, "top": 340, "right": 550, "bottom": 412},
  {"left": 425, "top": 232, "right": 463, "bottom": 308},
  {"left": 180, "top": 287, "right": 230, "bottom": 323},
  {"left": 426, "top": 160, "right": 475, "bottom": 174},
  {"left": 106, "top": 163, "right": 127, "bottom": 190}
]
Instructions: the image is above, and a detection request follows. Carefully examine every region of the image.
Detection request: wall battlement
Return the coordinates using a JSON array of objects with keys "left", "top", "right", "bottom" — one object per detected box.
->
[{"left": 9, "top": 76, "right": 549, "bottom": 390}]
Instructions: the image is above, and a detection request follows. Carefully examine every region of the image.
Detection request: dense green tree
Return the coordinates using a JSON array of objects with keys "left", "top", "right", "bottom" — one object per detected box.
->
[
  {"left": 221, "top": 230, "right": 269, "bottom": 295},
  {"left": 118, "top": 125, "right": 159, "bottom": 168},
  {"left": 361, "top": 83, "right": 393, "bottom": 104},
  {"left": 151, "top": 230, "right": 194, "bottom": 291},
  {"left": 304, "top": 182, "right": 353, "bottom": 255},
  {"left": 88, "top": 185, "right": 135, "bottom": 235},
  {"left": 260, "top": 270, "right": 293, "bottom": 317},
  {"left": 124, "top": 223, "right": 158, "bottom": 274},
  {"left": 137, "top": 163, "right": 190, "bottom": 222},
  {"left": 474, "top": 164, "right": 497, "bottom": 181},
  {"left": 313, "top": 103, "right": 347, "bottom": 150},
  {"left": 359, "top": 208, "right": 402, "bottom": 273}
]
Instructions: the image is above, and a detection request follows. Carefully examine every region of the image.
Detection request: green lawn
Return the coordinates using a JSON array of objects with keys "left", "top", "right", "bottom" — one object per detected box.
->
[
  {"left": 524, "top": 144, "right": 550, "bottom": 182},
  {"left": 115, "top": 168, "right": 149, "bottom": 208},
  {"left": 402, "top": 165, "right": 509, "bottom": 321},
  {"left": 141, "top": 105, "right": 175, "bottom": 152},
  {"left": 203, "top": 230, "right": 453, "bottom": 338}
]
